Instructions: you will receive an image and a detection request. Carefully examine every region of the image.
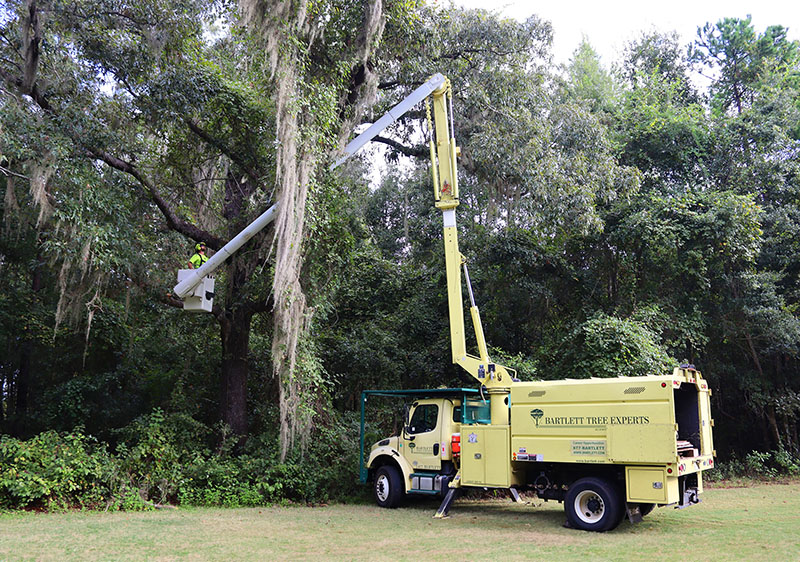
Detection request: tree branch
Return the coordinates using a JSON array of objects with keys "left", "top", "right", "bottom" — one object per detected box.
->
[
  {"left": 183, "top": 118, "right": 259, "bottom": 182},
  {"left": 377, "top": 79, "right": 407, "bottom": 90},
  {"left": 3, "top": 1, "right": 251, "bottom": 254},
  {"left": 372, "top": 135, "right": 427, "bottom": 158},
  {"left": 249, "top": 294, "right": 274, "bottom": 315},
  {"left": 0, "top": 165, "right": 29, "bottom": 180},
  {"left": 161, "top": 293, "right": 185, "bottom": 309},
  {"left": 22, "top": 0, "right": 41, "bottom": 95},
  {"left": 3, "top": 59, "right": 222, "bottom": 250},
  {"left": 435, "top": 47, "right": 514, "bottom": 61},
  {"left": 86, "top": 146, "right": 224, "bottom": 249}
]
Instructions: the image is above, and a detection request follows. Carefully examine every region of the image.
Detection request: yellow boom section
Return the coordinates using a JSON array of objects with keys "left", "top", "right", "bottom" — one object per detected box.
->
[{"left": 427, "top": 78, "right": 514, "bottom": 423}]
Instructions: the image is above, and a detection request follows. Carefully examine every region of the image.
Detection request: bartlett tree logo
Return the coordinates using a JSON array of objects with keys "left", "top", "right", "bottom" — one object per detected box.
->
[{"left": 530, "top": 409, "right": 544, "bottom": 427}]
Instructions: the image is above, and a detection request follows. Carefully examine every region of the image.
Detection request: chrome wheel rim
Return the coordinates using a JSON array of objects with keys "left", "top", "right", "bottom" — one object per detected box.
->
[{"left": 376, "top": 474, "right": 390, "bottom": 502}]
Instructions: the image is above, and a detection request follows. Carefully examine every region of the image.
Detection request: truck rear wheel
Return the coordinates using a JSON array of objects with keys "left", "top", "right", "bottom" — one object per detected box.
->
[
  {"left": 374, "top": 465, "right": 403, "bottom": 508},
  {"left": 565, "top": 477, "right": 624, "bottom": 532}
]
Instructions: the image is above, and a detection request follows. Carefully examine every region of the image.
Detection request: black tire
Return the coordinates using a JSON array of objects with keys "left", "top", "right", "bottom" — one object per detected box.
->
[
  {"left": 565, "top": 477, "right": 625, "bottom": 532},
  {"left": 374, "top": 465, "right": 404, "bottom": 508}
]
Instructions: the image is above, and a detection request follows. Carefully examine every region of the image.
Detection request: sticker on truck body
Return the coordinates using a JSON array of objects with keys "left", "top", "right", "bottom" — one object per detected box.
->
[
  {"left": 571, "top": 440, "right": 606, "bottom": 456},
  {"left": 512, "top": 452, "right": 543, "bottom": 462}
]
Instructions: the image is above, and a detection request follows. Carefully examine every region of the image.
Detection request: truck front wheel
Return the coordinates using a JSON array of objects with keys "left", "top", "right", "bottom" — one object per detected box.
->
[
  {"left": 374, "top": 465, "right": 403, "bottom": 508},
  {"left": 565, "top": 477, "right": 624, "bottom": 532}
]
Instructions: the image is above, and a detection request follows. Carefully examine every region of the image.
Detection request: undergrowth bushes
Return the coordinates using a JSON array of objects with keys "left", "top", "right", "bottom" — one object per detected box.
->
[
  {"left": 5, "top": 407, "right": 797, "bottom": 511},
  {"left": 707, "top": 448, "right": 800, "bottom": 480},
  {"left": 0, "top": 409, "right": 364, "bottom": 511},
  {"left": 0, "top": 430, "right": 121, "bottom": 510}
]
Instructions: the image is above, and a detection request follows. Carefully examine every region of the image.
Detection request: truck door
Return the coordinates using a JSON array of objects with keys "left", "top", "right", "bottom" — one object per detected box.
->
[{"left": 404, "top": 401, "right": 442, "bottom": 471}]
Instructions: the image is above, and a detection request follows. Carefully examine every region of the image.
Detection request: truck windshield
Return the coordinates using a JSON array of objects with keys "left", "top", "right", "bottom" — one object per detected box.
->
[{"left": 409, "top": 404, "right": 438, "bottom": 434}]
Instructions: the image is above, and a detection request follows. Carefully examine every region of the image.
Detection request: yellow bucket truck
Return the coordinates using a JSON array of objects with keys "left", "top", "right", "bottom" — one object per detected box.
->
[
  {"left": 343, "top": 74, "right": 715, "bottom": 531},
  {"left": 360, "top": 367, "right": 714, "bottom": 531}
]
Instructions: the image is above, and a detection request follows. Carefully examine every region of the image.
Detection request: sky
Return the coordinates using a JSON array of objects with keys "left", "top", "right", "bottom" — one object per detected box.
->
[{"left": 450, "top": 0, "right": 800, "bottom": 68}]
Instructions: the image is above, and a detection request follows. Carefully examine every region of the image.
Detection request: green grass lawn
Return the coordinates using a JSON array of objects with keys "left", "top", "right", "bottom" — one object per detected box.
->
[{"left": 1, "top": 480, "right": 798, "bottom": 561}]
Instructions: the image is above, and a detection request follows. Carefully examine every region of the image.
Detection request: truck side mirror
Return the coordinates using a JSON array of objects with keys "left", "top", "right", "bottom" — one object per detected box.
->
[{"left": 402, "top": 403, "right": 415, "bottom": 440}]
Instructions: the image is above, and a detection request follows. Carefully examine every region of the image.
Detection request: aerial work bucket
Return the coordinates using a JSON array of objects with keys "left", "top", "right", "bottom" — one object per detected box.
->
[{"left": 176, "top": 269, "right": 215, "bottom": 312}]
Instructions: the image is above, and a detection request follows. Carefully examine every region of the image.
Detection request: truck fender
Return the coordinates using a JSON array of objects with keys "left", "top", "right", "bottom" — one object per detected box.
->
[{"left": 367, "top": 447, "right": 414, "bottom": 490}]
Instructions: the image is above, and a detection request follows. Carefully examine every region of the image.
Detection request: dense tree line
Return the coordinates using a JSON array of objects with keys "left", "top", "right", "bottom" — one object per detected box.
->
[{"left": 1, "top": 0, "right": 799, "bottom": 508}]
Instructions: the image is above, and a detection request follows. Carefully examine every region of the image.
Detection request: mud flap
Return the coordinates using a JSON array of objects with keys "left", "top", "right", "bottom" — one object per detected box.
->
[{"left": 626, "top": 504, "right": 644, "bottom": 524}]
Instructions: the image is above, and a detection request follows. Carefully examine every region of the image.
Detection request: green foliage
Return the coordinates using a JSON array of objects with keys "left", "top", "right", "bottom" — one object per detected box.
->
[
  {"left": 615, "top": 69, "right": 711, "bottom": 186},
  {"left": 0, "top": 408, "right": 364, "bottom": 511},
  {"left": 555, "top": 313, "right": 674, "bottom": 379},
  {"left": 0, "top": 431, "right": 119, "bottom": 509},
  {"left": 709, "top": 448, "right": 800, "bottom": 480},
  {"left": 117, "top": 409, "right": 185, "bottom": 505},
  {"left": 566, "top": 38, "right": 618, "bottom": 113},
  {"left": 489, "top": 347, "right": 538, "bottom": 380},
  {"left": 690, "top": 16, "right": 800, "bottom": 115},
  {"left": 619, "top": 30, "right": 699, "bottom": 105}
]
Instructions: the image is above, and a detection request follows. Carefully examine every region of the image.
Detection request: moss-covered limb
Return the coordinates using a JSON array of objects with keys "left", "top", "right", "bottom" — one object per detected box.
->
[{"left": 240, "top": 0, "right": 389, "bottom": 460}]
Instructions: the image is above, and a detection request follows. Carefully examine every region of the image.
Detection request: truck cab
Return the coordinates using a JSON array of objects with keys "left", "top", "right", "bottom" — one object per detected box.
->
[{"left": 360, "top": 389, "right": 485, "bottom": 507}]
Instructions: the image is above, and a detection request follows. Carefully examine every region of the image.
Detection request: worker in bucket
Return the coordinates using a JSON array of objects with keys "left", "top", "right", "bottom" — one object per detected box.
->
[{"left": 188, "top": 242, "right": 209, "bottom": 269}]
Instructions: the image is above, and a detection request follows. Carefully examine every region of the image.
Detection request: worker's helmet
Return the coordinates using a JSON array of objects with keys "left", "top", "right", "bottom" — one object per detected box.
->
[{"left": 196, "top": 242, "right": 206, "bottom": 252}]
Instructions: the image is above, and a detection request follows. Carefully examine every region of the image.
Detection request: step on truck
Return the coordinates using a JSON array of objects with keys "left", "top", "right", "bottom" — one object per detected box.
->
[{"left": 336, "top": 74, "right": 715, "bottom": 531}]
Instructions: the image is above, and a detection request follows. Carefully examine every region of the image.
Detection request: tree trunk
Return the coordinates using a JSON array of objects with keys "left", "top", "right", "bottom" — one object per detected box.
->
[
  {"left": 216, "top": 171, "right": 260, "bottom": 437},
  {"left": 745, "top": 332, "right": 781, "bottom": 448},
  {"left": 765, "top": 403, "right": 781, "bottom": 450},
  {"left": 606, "top": 243, "right": 618, "bottom": 306},
  {"left": 14, "top": 244, "right": 43, "bottom": 434},
  {"left": 219, "top": 304, "right": 254, "bottom": 436},
  {"left": 22, "top": 0, "right": 42, "bottom": 95}
]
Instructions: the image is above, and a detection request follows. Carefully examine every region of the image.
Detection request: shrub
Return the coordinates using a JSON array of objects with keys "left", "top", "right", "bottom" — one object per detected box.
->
[
  {"left": 0, "top": 431, "right": 120, "bottom": 509},
  {"left": 0, "top": 408, "right": 373, "bottom": 511},
  {"left": 116, "top": 409, "right": 185, "bottom": 505},
  {"left": 556, "top": 313, "right": 674, "bottom": 378},
  {"left": 708, "top": 448, "right": 800, "bottom": 480}
]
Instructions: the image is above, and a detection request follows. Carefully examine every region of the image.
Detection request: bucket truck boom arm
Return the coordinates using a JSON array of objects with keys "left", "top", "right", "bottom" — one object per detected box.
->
[
  {"left": 173, "top": 203, "right": 279, "bottom": 301},
  {"left": 331, "top": 74, "right": 447, "bottom": 170},
  {"left": 424, "top": 77, "right": 515, "bottom": 396},
  {"left": 336, "top": 74, "right": 515, "bottom": 423}
]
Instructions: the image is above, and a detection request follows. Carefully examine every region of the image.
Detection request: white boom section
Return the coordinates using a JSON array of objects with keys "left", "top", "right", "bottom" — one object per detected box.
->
[
  {"left": 173, "top": 202, "right": 279, "bottom": 299},
  {"left": 175, "top": 75, "right": 443, "bottom": 302},
  {"left": 330, "top": 73, "right": 447, "bottom": 170}
]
